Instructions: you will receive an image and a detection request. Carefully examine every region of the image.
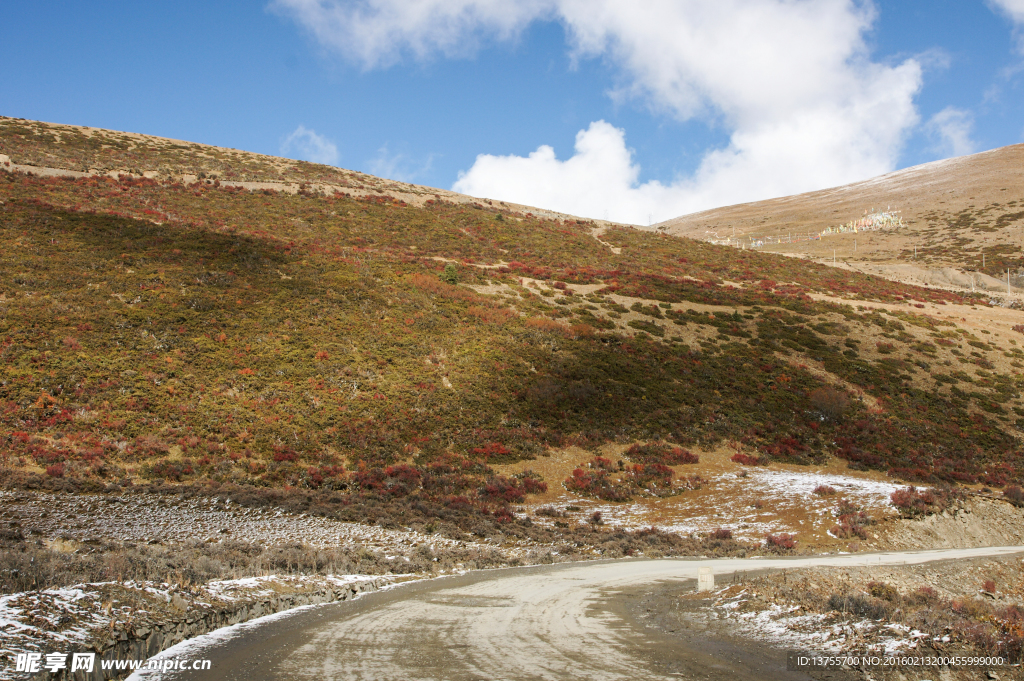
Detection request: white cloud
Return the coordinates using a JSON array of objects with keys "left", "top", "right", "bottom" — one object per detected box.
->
[
  {"left": 989, "top": 0, "right": 1024, "bottom": 24},
  {"left": 272, "top": 0, "right": 552, "bottom": 68},
  {"left": 276, "top": 0, "right": 924, "bottom": 223},
  {"left": 924, "top": 107, "right": 976, "bottom": 158},
  {"left": 989, "top": 0, "right": 1024, "bottom": 50},
  {"left": 455, "top": 121, "right": 657, "bottom": 222},
  {"left": 280, "top": 125, "right": 339, "bottom": 165}
]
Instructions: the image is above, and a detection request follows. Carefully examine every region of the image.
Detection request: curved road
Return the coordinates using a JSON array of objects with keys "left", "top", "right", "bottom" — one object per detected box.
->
[{"left": 134, "top": 546, "right": 1024, "bottom": 681}]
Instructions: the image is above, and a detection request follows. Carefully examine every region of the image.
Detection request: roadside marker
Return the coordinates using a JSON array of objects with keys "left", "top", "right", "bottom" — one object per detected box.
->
[{"left": 697, "top": 566, "right": 715, "bottom": 592}]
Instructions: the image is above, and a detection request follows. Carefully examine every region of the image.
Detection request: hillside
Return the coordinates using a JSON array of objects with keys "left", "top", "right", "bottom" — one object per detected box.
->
[
  {"left": 2, "top": 117, "right": 1024, "bottom": 546},
  {"left": 0, "top": 117, "right": 606, "bottom": 225},
  {"left": 657, "top": 145, "right": 1024, "bottom": 294}
]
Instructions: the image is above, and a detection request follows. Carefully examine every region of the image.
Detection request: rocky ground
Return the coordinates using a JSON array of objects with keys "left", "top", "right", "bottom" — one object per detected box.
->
[
  {"left": 0, "top": 574, "right": 391, "bottom": 681},
  {"left": 0, "top": 489, "right": 533, "bottom": 559},
  {"left": 647, "top": 555, "right": 1024, "bottom": 680}
]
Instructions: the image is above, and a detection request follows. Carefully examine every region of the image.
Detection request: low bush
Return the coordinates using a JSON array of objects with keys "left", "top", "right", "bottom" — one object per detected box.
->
[
  {"left": 626, "top": 463, "right": 675, "bottom": 497},
  {"left": 564, "top": 464, "right": 632, "bottom": 502},
  {"left": 764, "top": 533, "right": 796, "bottom": 552},
  {"left": 146, "top": 459, "right": 196, "bottom": 482},
  {"left": 826, "top": 593, "right": 890, "bottom": 620},
  {"left": 868, "top": 581, "right": 898, "bottom": 601},
  {"left": 831, "top": 498, "right": 871, "bottom": 539},
  {"left": 624, "top": 442, "right": 699, "bottom": 465},
  {"left": 809, "top": 387, "right": 851, "bottom": 422},
  {"left": 890, "top": 486, "right": 960, "bottom": 518}
]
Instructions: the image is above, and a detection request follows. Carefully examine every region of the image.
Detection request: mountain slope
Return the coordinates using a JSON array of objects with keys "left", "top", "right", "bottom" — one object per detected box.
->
[
  {"left": 657, "top": 144, "right": 1024, "bottom": 289},
  {"left": 0, "top": 116, "right": 604, "bottom": 225},
  {"left": 1, "top": 119, "right": 1023, "bottom": 536}
]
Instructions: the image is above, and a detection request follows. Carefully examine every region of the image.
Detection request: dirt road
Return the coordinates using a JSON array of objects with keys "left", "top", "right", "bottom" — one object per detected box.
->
[{"left": 131, "top": 546, "right": 1024, "bottom": 681}]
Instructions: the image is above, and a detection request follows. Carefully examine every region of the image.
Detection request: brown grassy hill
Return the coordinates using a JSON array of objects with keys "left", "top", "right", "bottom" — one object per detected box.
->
[
  {"left": 0, "top": 116, "right": 615, "bottom": 226},
  {"left": 657, "top": 145, "right": 1024, "bottom": 293},
  {"left": 1, "top": 118, "right": 1023, "bottom": 549}
]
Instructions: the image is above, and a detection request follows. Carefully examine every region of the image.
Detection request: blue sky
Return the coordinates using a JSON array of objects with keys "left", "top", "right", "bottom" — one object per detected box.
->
[{"left": 2, "top": 1, "right": 1023, "bottom": 223}]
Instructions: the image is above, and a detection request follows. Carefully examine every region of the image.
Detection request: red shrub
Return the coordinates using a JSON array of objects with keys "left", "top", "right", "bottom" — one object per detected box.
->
[
  {"left": 832, "top": 518, "right": 868, "bottom": 539},
  {"left": 492, "top": 507, "right": 515, "bottom": 523},
  {"left": 131, "top": 435, "right": 170, "bottom": 458},
  {"left": 627, "top": 463, "right": 675, "bottom": 496},
  {"left": 272, "top": 446, "right": 299, "bottom": 462},
  {"left": 45, "top": 463, "right": 65, "bottom": 477},
  {"left": 148, "top": 458, "right": 195, "bottom": 481},
  {"left": 304, "top": 464, "right": 346, "bottom": 489},
  {"left": 470, "top": 442, "right": 511, "bottom": 459},
  {"left": 479, "top": 476, "right": 528, "bottom": 504},
  {"left": 731, "top": 452, "right": 762, "bottom": 466},
  {"left": 516, "top": 470, "right": 548, "bottom": 495},
  {"left": 764, "top": 533, "right": 797, "bottom": 551},
  {"left": 383, "top": 464, "right": 423, "bottom": 496},
  {"left": 890, "top": 486, "right": 952, "bottom": 517},
  {"left": 564, "top": 466, "right": 632, "bottom": 502}
]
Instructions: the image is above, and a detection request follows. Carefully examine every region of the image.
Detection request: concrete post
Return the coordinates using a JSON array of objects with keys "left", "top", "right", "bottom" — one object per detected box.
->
[{"left": 697, "top": 566, "right": 715, "bottom": 592}]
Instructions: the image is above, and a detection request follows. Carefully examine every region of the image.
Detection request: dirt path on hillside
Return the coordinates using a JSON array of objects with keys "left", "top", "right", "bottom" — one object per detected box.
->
[
  {"left": 808, "top": 291, "right": 1024, "bottom": 342},
  {"left": 133, "top": 548, "right": 1024, "bottom": 681}
]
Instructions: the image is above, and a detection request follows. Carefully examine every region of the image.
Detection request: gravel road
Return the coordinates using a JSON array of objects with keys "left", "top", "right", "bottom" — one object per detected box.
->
[{"left": 132, "top": 546, "right": 1024, "bottom": 681}]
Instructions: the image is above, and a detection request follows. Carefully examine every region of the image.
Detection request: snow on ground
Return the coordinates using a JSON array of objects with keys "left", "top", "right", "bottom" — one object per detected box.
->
[
  {"left": 201, "top": 574, "right": 381, "bottom": 602},
  {"left": 707, "top": 586, "right": 930, "bottom": 655},
  {"left": 123, "top": 576, "right": 405, "bottom": 681},
  {"left": 526, "top": 469, "right": 906, "bottom": 543},
  {"left": 745, "top": 469, "right": 903, "bottom": 507},
  {"left": 0, "top": 574, "right": 387, "bottom": 681}
]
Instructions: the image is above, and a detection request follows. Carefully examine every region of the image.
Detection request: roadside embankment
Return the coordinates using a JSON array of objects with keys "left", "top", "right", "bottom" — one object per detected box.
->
[
  {"left": 880, "top": 495, "right": 1024, "bottom": 550},
  {"left": 2, "top": 575, "right": 389, "bottom": 681}
]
